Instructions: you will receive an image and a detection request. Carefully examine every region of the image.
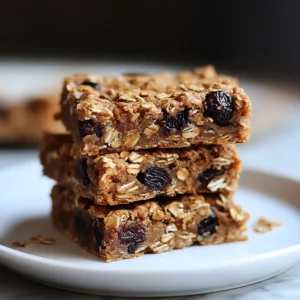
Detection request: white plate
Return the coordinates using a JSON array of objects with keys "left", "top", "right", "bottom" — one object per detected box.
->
[{"left": 0, "top": 161, "right": 300, "bottom": 297}]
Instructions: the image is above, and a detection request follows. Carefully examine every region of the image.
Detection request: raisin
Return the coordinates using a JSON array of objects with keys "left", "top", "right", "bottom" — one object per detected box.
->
[
  {"left": 204, "top": 91, "right": 233, "bottom": 126},
  {"left": 198, "top": 210, "right": 218, "bottom": 237},
  {"left": 93, "top": 226, "right": 104, "bottom": 249},
  {"left": 198, "top": 167, "right": 225, "bottom": 185},
  {"left": 78, "top": 119, "right": 102, "bottom": 139},
  {"left": 79, "top": 159, "right": 90, "bottom": 186},
  {"left": 74, "top": 212, "right": 90, "bottom": 236},
  {"left": 81, "top": 81, "right": 100, "bottom": 90},
  {"left": 118, "top": 223, "right": 145, "bottom": 254},
  {"left": 93, "top": 124, "right": 102, "bottom": 138},
  {"left": 160, "top": 107, "right": 189, "bottom": 135},
  {"left": 137, "top": 166, "right": 170, "bottom": 191}
]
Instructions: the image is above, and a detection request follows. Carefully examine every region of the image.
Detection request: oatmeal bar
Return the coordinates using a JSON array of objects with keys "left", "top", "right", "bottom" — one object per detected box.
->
[
  {"left": 60, "top": 66, "right": 251, "bottom": 155},
  {"left": 52, "top": 185, "right": 249, "bottom": 262},
  {"left": 0, "top": 95, "right": 65, "bottom": 146},
  {"left": 41, "top": 133, "right": 241, "bottom": 205}
]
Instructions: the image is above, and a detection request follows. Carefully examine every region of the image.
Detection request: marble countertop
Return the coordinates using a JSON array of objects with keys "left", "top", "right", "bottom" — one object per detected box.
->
[
  {"left": 1, "top": 101, "right": 300, "bottom": 300},
  {"left": 1, "top": 263, "right": 300, "bottom": 300}
]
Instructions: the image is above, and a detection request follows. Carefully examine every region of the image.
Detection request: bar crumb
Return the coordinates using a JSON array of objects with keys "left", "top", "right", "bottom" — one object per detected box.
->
[
  {"left": 12, "top": 234, "right": 56, "bottom": 248},
  {"left": 12, "top": 241, "right": 30, "bottom": 248},
  {"left": 254, "top": 217, "right": 282, "bottom": 233},
  {"left": 31, "top": 234, "right": 56, "bottom": 245}
]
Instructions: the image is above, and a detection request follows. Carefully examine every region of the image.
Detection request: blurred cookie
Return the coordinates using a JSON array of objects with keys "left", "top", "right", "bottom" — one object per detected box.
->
[{"left": 0, "top": 96, "right": 66, "bottom": 146}]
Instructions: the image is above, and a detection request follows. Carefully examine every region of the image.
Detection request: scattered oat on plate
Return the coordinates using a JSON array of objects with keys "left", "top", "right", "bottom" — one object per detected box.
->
[
  {"left": 30, "top": 234, "right": 56, "bottom": 245},
  {"left": 12, "top": 241, "right": 30, "bottom": 248},
  {"left": 12, "top": 234, "right": 56, "bottom": 247},
  {"left": 254, "top": 217, "right": 282, "bottom": 233}
]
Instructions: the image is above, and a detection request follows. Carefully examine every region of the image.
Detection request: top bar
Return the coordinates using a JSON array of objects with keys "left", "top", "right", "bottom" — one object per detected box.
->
[{"left": 60, "top": 66, "right": 251, "bottom": 155}]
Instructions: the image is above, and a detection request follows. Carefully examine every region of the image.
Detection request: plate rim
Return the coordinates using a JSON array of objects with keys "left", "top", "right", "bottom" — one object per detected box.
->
[{"left": 1, "top": 242, "right": 300, "bottom": 274}]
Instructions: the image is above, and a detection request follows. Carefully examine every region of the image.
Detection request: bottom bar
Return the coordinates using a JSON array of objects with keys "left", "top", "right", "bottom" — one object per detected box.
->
[{"left": 52, "top": 185, "right": 249, "bottom": 262}]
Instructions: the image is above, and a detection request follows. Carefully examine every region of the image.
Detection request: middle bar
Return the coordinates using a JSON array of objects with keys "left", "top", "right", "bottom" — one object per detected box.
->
[{"left": 41, "top": 133, "right": 241, "bottom": 206}]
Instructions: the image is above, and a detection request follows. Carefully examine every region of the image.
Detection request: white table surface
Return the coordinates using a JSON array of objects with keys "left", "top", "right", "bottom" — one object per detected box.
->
[{"left": 1, "top": 95, "right": 300, "bottom": 300}]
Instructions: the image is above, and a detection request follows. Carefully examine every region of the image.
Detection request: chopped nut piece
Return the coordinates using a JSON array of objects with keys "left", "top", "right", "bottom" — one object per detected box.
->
[
  {"left": 176, "top": 168, "right": 189, "bottom": 181},
  {"left": 254, "top": 218, "right": 282, "bottom": 233},
  {"left": 104, "top": 216, "right": 120, "bottom": 229}
]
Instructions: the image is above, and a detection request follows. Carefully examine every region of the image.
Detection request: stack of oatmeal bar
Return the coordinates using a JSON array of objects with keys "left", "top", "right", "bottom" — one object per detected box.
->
[{"left": 40, "top": 66, "right": 252, "bottom": 262}]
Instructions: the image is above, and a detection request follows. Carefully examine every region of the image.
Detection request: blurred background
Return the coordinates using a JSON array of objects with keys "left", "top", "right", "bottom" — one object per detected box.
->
[
  {"left": 0, "top": 0, "right": 299, "bottom": 79},
  {"left": 0, "top": 0, "right": 299, "bottom": 176}
]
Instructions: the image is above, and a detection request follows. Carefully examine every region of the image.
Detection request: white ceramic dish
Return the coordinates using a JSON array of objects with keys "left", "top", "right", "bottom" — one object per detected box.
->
[{"left": 0, "top": 160, "right": 300, "bottom": 297}]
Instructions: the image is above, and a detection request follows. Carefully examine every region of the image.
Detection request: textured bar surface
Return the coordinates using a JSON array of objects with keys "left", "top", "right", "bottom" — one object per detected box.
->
[
  {"left": 41, "top": 133, "right": 241, "bottom": 205},
  {"left": 52, "top": 185, "right": 249, "bottom": 262},
  {"left": 60, "top": 66, "right": 251, "bottom": 155}
]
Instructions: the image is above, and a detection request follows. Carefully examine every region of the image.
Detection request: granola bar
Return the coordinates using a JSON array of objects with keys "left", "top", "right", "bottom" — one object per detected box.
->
[
  {"left": 60, "top": 66, "right": 251, "bottom": 155},
  {"left": 0, "top": 95, "right": 65, "bottom": 145},
  {"left": 51, "top": 185, "right": 249, "bottom": 262},
  {"left": 41, "top": 133, "right": 241, "bottom": 205}
]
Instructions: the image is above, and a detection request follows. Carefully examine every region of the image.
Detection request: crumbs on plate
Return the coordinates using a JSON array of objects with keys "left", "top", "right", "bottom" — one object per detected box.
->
[
  {"left": 31, "top": 234, "right": 56, "bottom": 245},
  {"left": 12, "top": 234, "right": 56, "bottom": 248},
  {"left": 254, "top": 217, "right": 282, "bottom": 233},
  {"left": 12, "top": 241, "right": 30, "bottom": 248}
]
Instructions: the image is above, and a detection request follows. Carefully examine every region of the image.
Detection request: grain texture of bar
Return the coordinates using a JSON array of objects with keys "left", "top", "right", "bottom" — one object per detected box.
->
[
  {"left": 41, "top": 133, "right": 241, "bottom": 205},
  {"left": 52, "top": 185, "right": 249, "bottom": 262},
  {"left": 60, "top": 66, "right": 251, "bottom": 155}
]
